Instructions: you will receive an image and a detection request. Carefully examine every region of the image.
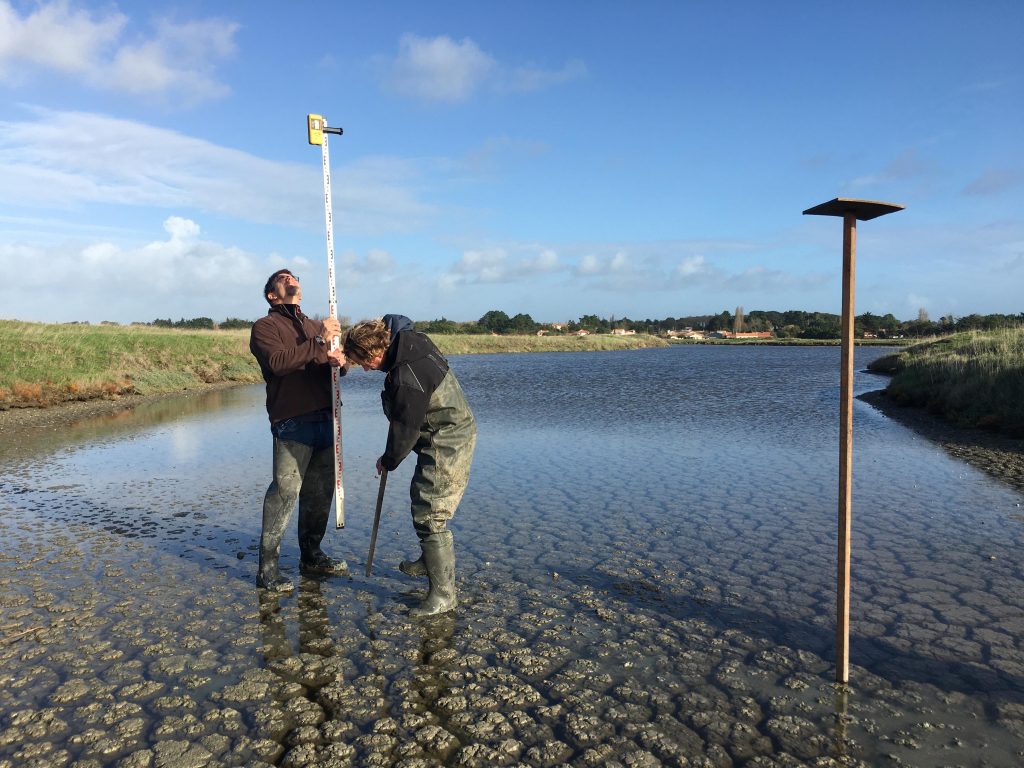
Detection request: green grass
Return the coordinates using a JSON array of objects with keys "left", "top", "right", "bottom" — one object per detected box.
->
[
  {"left": 432, "top": 333, "right": 668, "bottom": 355},
  {"left": 0, "top": 322, "right": 667, "bottom": 409},
  {"left": 867, "top": 327, "right": 1024, "bottom": 435},
  {"left": 0, "top": 320, "right": 262, "bottom": 408}
]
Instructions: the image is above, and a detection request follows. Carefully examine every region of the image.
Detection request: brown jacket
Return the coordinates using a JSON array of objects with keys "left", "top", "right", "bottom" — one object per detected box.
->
[{"left": 249, "top": 304, "right": 340, "bottom": 424}]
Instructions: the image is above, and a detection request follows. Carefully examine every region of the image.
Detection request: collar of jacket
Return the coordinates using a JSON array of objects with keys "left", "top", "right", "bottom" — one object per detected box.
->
[
  {"left": 381, "top": 331, "right": 407, "bottom": 373},
  {"left": 270, "top": 304, "right": 304, "bottom": 321}
]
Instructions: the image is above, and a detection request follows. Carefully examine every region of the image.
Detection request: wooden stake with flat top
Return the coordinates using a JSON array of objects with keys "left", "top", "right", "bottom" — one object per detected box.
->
[{"left": 803, "top": 197, "right": 904, "bottom": 684}]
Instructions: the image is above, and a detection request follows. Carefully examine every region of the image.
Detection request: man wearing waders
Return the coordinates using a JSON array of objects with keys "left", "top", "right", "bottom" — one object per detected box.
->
[
  {"left": 343, "top": 315, "right": 476, "bottom": 617},
  {"left": 249, "top": 269, "right": 349, "bottom": 593}
]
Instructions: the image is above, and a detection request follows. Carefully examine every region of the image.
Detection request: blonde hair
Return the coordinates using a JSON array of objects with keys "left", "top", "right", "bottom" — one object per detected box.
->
[{"left": 343, "top": 318, "right": 390, "bottom": 364}]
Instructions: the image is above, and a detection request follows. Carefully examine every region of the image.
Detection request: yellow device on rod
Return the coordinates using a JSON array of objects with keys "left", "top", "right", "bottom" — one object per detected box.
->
[{"left": 307, "top": 114, "right": 324, "bottom": 146}]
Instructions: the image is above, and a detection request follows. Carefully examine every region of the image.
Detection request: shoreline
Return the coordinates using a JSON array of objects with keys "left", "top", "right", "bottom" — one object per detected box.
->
[
  {"left": 859, "top": 388, "right": 1024, "bottom": 495},
  {"left": 0, "top": 381, "right": 247, "bottom": 437}
]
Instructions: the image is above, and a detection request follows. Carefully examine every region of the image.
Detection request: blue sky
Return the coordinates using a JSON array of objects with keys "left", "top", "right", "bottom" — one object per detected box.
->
[{"left": 1, "top": 1, "right": 1021, "bottom": 325}]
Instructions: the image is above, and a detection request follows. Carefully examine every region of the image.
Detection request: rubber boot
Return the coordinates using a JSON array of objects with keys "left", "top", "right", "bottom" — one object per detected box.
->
[
  {"left": 399, "top": 554, "right": 426, "bottom": 578},
  {"left": 300, "top": 550, "right": 348, "bottom": 577},
  {"left": 257, "top": 550, "right": 293, "bottom": 593},
  {"left": 258, "top": 521, "right": 294, "bottom": 593},
  {"left": 409, "top": 531, "right": 457, "bottom": 618}
]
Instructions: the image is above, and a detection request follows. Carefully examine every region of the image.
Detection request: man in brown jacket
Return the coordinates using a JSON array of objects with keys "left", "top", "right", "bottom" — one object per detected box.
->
[{"left": 249, "top": 268, "right": 349, "bottom": 593}]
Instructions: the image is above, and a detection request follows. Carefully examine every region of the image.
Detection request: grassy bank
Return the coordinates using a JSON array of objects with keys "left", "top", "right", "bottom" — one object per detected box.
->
[
  {"left": 867, "top": 327, "right": 1024, "bottom": 436},
  {"left": 0, "top": 322, "right": 667, "bottom": 409},
  {"left": 432, "top": 332, "right": 668, "bottom": 355},
  {"left": 0, "top": 320, "right": 261, "bottom": 409}
]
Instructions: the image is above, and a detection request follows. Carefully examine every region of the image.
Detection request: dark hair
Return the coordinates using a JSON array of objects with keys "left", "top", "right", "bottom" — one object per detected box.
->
[{"left": 263, "top": 269, "right": 293, "bottom": 304}]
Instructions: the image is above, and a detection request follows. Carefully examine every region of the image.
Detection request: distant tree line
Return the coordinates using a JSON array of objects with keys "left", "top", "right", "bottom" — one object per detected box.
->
[
  {"left": 88, "top": 310, "right": 1020, "bottom": 339},
  {"left": 416, "top": 309, "right": 1024, "bottom": 340},
  {"left": 145, "top": 317, "right": 254, "bottom": 330}
]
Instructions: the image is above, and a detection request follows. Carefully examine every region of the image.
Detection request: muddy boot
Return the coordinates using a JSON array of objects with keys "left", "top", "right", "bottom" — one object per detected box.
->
[
  {"left": 258, "top": 532, "right": 293, "bottom": 593},
  {"left": 409, "top": 531, "right": 457, "bottom": 618},
  {"left": 300, "top": 550, "right": 348, "bottom": 576},
  {"left": 256, "top": 566, "right": 294, "bottom": 594},
  {"left": 399, "top": 554, "right": 426, "bottom": 578}
]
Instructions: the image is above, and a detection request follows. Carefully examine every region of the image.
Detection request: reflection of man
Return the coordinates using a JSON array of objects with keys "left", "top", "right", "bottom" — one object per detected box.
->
[
  {"left": 258, "top": 580, "right": 332, "bottom": 660},
  {"left": 249, "top": 268, "right": 349, "bottom": 593}
]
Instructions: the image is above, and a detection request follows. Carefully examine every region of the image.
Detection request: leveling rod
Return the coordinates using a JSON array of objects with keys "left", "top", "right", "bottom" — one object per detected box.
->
[{"left": 307, "top": 113, "right": 345, "bottom": 528}]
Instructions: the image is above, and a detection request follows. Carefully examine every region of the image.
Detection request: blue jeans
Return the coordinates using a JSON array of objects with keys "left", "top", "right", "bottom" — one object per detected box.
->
[{"left": 270, "top": 415, "right": 334, "bottom": 450}]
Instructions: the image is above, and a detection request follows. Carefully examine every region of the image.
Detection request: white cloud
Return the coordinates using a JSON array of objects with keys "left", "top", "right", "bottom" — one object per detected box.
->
[
  {"left": 381, "top": 33, "right": 585, "bottom": 104},
  {"left": 445, "top": 245, "right": 565, "bottom": 285},
  {"left": 0, "top": 1, "right": 237, "bottom": 104},
  {"left": 365, "top": 248, "right": 394, "bottom": 271},
  {"left": 571, "top": 250, "right": 643, "bottom": 280},
  {"left": 609, "top": 251, "right": 632, "bottom": 272},
  {"left": 385, "top": 34, "right": 495, "bottom": 103},
  {"left": 526, "top": 249, "right": 559, "bottom": 272},
  {"left": 339, "top": 247, "right": 396, "bottom": 282},
  {"left": 576, "top": 254, "right": 602, "bottom": 276},
  {"left": 437, "top": 239, "right": 837, "bottom": 311},
  {"left": 0, "top": 216, "right": 268, "bottom": 322},
  {"left": 452, "top": 248, "right": 506, "bottom": 282},
  {"left": 0, "top": 0, "right": 123, "bottom": 77},
  {"left": 0, "top": 215, "right": 413, "bottom": 324},
  {"left": 0, "top": 109, "right": 435, "bottom": 234},
  {"left": 674, "top": 254, "right": 709, "bottom": 278},
  {"left": 164, "top": 216, "right": 200, "bottom": 241}
]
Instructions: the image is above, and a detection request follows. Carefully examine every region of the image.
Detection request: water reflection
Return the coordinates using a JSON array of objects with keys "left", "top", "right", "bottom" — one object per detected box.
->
[
  {"left": 258, "top": 580, "right": 336, "bottom": 661},
  {"left": 2, "top": 385, "right": 263, "bottom": 460}
]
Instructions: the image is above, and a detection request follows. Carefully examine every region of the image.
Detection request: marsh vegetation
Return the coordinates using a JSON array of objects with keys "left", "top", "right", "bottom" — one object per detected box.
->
[{"left": 868, "top": 326, "right": 1024, "bottom": 435}]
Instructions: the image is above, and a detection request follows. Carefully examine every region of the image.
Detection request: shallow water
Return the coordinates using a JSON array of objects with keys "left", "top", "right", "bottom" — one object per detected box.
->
[{"left": 1, "top": 346, "right": 1022, "bottom": 767}]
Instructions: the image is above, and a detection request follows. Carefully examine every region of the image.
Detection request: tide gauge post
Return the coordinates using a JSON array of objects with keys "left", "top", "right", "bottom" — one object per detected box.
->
[{"left": 803, "top": 197, "right": 904, "bottom": 684}]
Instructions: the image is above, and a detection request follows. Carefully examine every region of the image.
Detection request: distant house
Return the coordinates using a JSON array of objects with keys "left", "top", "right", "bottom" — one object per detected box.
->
[
  {"left": 536, "top": 329, "right": 549, "bottom": 336},
  {"left": 576, "top": 329, "right": 591, "bottom": 336},
  {"left": 711, "top": 331, "right": 772, "bottom": 339},
  {"left": 550, "top": 323, "right": 567, "bottom": 331},
  {"left": 610, "top": 328, "right": 636, "bottom": 335}
]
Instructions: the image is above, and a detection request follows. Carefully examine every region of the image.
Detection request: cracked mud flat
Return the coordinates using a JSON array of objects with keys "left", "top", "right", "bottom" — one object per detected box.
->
[{"left": 2, "top": 347, "right": 1023, "bottom": 767}]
